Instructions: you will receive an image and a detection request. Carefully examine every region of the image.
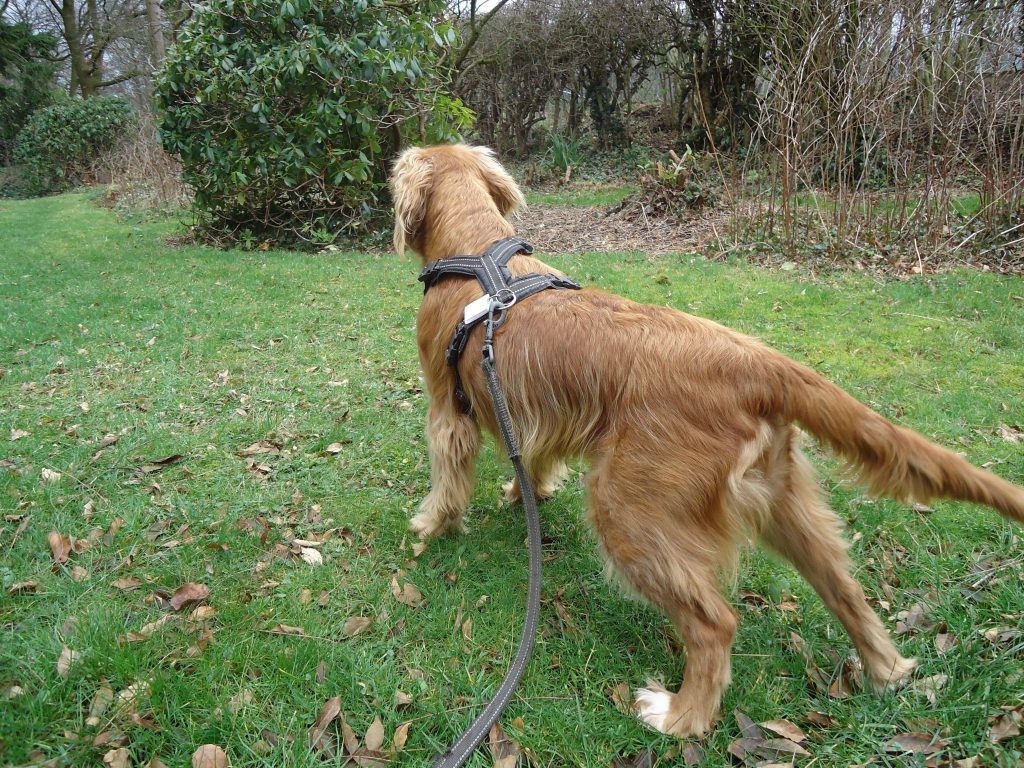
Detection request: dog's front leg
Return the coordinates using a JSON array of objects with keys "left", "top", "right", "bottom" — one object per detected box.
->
[{"left": 410, "top": 401, "right": 480, "bottom": 538}]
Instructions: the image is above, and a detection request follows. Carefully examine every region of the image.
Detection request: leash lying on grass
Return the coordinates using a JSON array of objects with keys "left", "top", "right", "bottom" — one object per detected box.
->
[{"left": 422, "top": 239, "right": 579, "bottom": 767}]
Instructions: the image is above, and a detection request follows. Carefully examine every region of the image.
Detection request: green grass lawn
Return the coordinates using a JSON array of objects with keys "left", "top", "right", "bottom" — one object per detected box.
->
[
  {"left": 524, "top": 185, "right": 636, "bottom": 207},
  {"left": 2, "top": 192, "right": 1023, "bottom": 767}
]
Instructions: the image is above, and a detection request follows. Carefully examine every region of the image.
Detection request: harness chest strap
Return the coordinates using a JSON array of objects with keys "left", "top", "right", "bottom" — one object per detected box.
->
[{"left": 418, "top": 237, "right": 581, "bottom": 412}]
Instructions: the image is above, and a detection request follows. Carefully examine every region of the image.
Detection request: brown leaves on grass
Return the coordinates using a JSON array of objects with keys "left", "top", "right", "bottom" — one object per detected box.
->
[
  {"left": 169, "top": 582, "right": 210, "bottom": 611},
  {"left": 48, "top": 531, "right": 88, "bottom": 565},
  {"left": 728, "top": 710, "right": 811, "bottom": 765},
  {"left": 308, "top": 695, "right": 342, "bottom": 754},
  {"left": 988, "top": 705, "right": 1023, "bottom": 743},
  {"left": 56, "top": 645, "right": 79, "bottom": 678},
  {"left": 269, "top": 624, "right": 306, "bottom": 636},
  {"left": 391, "top": 576, "right": 424, "bottom": 608},
  {"left": 307, "top": 695, "right": 411, "bottom": 764},
  {"left": 489, "top": 722, "right": 526, "bottom": 768},
  {"left": 788, "top": 632, "right": 861, "bottom": 699},
  {"left": 883, "top": 732, "right": 949, "bottom": 754},
  {"left": 103, "top": 748, "right": 131, "bottom": 768},
  {"left": 191, "top": 744, "right": 229, "bottom": 768},
  {"left": 342, "top": 616, "right": 373, "bottom": 639}
]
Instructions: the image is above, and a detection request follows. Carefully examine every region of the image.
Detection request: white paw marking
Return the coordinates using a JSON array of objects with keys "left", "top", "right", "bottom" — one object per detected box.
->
[{"left": 634, "top": 687, "right": 672, "bottom": 733}]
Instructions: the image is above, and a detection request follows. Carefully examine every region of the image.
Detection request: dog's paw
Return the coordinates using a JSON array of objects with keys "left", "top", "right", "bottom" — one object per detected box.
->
[
  {"left": 634, "top": 682, "right": 673, "bottom": 733},
  {"left": 633, "top": 680, "right": 716, "bottom": 739},
  {"left": 409, "top": 509, "right": 467, "bottom": 539},
  {"left": 868, "top": 655, "right": 918, "bottom": 692},
  {"left": 502, "top": 479, "right": 521, "bottom": 504}
]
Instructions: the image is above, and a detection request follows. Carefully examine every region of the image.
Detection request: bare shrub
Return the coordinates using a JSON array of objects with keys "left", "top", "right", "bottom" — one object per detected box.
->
[
  {"left": 93, "top": 112, "right": 189, "bottom": 214},
  {"left": 730, "top": 0, "right": 1024, "bottom": 270}
]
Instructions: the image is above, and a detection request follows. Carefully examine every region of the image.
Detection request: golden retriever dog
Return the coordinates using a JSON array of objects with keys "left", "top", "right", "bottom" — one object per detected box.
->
[{"left": 389, "top": 143, "right": 1024, "bottom": 739}]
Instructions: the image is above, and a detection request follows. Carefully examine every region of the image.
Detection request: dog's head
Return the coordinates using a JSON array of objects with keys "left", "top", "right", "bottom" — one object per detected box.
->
[{"left": 390, "top": 144, "right": 525, "bottom": 258}]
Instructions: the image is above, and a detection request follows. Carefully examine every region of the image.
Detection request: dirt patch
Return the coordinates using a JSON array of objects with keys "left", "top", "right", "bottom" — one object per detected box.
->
[
  {"left": 514, "top": 201, "right": 729, "bottom": 256},
  {"left": 514, "top": 197, "right": 1023, "bottom": 277}
]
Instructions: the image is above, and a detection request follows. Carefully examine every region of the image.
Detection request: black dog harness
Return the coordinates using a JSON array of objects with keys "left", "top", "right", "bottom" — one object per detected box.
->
[{"left": 418, "top": 236, "right": 581, "bottom": 412}]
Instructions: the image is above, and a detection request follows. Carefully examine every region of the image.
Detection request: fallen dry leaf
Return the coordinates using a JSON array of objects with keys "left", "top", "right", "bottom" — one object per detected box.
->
[
  {"left": 299, "top": 547, "right": 323, "bottom": 566},
  {"left": 935, "top": 631, "right": 957, "bottom": 654},
  {"left": 103, "top": 748, "right": 131, "bottom": 768},
  {"left": 169, "top": 582, "right": 210, "bottom": 611},
  {"left": 393, "top": 721, "right": 411, "bottom": 751},
  {"left": 894, "top": 603, "right": 934, "bottom": 635},
  {"left": 488, "top": 722, "right": 523, "bottom": 767},
  {"left": 269, "top": 624, "right": 305, "bottom": 636},
  {"left": 607, "top": 681, "right": 632, "bottom": 712},
  {"left": 48, "top": 531, "right": 72, "bottom": 564},
  {"left": 112, "top": 577, "right": 143, "bottom": 591},
  {"left": 998, "top": 423, "right": 1022, "bottom": 443},
  {"left": 10, "top": 428, "right": 29, "bottom": 440},
  {"left": 342, "top": 616, "right": 373, "bottom": 639},
  {"left": 237, "top": 440, "right": 281, "bottom": 456},
  {"left": 911, "top": 674, "right": 949, "bottom": 706},
  {"left": 364, "top": 716, "right": 385, "bottom": 752},
  {"left": 729, "top": 710, "right": 810, "bottom": 763},
  {"left": 804, "top": 710, "right": 839, "bottom": 728},
  {"left": 86, "top": 686, "right": 115, "bottom": 726},
  {"left": 57, "top": 645, "right": 78, "bottom": 678},
  {"left": 682, "top": 743, "right": 704, "bottom": 765},
  {"left": 228, "top": 689, "right": 253, "bottom": 715},
  {"left": 341, "top": 716, "right": 360, "bottom": 755},
  {"left": 41, "top": 468, "right": 62, "bottom": 483},
  {"left": 391, "top": 577, "right": 424, "bottom": 607},
  {"left": 146, "top": 759, "right": 169, "bottom": 768},
  {"left": 308, "top": 695, "right": 342, "bottom": 753},
  {"left": 988, "top": 707, "right": 1022, "bottom": 743},
  {"left": 612, "top": 751, "right": 655, "bottom": 768},
  {"left": 462, "top": 616, "right": 473, "bottom": 642},
  {"left": 139, "top": 454, "right": 184, "bottom": 474},
  {"left": 760, "top": 718, "right": 806, "bottom": 743},
  {"left": 9, "top": 580, "right": 40, "bottom": 595},
  {"left": 191, "top": 744, "right": 228, "bottom": 768},
  {"left": 883, "top": 732, "right": 947, "bottom": 754}
]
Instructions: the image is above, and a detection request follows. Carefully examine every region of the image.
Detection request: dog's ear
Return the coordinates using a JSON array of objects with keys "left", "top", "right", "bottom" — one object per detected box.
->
[
  {"left": 390, "top": 147, "right": 433, "bottom": 255},
  {"left": 469, "top": 145, "right": 525, "bottom": 217}
]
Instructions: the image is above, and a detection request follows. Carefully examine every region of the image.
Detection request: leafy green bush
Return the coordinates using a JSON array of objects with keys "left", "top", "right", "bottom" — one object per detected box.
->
[
  {"left": 155, "top": 0, "right": 470, "bottom": 247},
  {"left": 12, "top": 97, "right": 135, "bottom": 196}
]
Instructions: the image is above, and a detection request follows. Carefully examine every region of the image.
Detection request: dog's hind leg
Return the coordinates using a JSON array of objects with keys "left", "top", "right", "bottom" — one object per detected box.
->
[
  {"left": 410, "top": 401, "right": 480, "bottom": 538},
  {"left": 759, "top": 441, "right": 917, "bottom": 690},
  {"left": 587, "top": 453, "right": 738, "bottom": 739}
]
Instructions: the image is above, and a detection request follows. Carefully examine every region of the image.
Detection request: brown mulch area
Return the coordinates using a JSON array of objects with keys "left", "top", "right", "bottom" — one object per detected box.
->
[
  {"left": 514, "top": 200, "right": 1024, "bottom": 276},
  {"left": 514, "top": 202, "right": 728, "bottom": 256}
]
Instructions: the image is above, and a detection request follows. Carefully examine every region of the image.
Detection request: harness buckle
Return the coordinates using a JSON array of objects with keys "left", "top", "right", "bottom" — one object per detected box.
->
[{"left": 492, "top": 288, "right": 516, "bottom": 311}]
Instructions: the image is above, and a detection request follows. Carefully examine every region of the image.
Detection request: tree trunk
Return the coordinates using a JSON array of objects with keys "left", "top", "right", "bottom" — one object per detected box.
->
[
  {"left": 146, "top": 0, "right": 167, "bottom": 68},
  {"left": 58, "top": 0, "right": 91, "bottom": 95}
]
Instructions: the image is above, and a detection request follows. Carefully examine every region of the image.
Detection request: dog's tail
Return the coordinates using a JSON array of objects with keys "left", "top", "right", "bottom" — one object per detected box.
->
[{"left": 768, "top": 354, "right": 1024, "bottom": 522}]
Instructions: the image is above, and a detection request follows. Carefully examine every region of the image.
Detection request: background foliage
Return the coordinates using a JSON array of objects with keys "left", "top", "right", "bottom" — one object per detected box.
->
[
  {"left": 154, "top": 0, "right": 470, "bottom": 247},
  {"left": 12, "top": 96, "right": 135, "bottom": 196},
  {"left": 0, "top": 19, "right": 59, "bottom": 166}
]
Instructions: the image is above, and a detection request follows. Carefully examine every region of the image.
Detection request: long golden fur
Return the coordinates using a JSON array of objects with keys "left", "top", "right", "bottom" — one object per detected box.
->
[{"left": 390, "top": 143, "right": 1024, "bottom": 738}]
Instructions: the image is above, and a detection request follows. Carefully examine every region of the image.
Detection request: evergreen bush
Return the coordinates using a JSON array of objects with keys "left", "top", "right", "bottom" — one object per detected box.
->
[{"left": 155, "top": 0, "right": 470, "bottom": 247}]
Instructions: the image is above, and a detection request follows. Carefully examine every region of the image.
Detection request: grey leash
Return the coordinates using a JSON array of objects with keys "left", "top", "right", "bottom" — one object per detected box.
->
[{"left": 432, "top": 301, "right": 544, "bottom": 768}]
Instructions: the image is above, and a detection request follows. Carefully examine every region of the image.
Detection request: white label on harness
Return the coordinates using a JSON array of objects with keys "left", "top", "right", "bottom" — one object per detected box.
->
[{"left": 463, "top": 294, "right": 491, "bottom": 325}]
